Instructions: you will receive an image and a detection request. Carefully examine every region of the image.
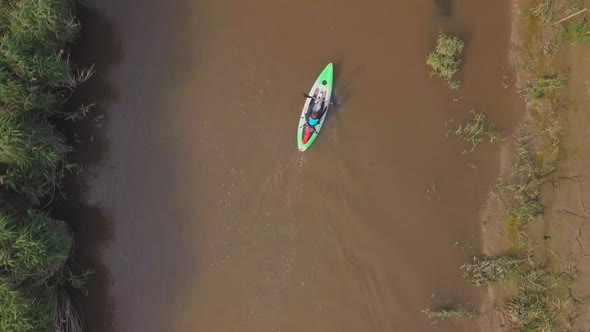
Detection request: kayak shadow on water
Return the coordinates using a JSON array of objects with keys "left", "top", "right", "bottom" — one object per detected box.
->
[
  {"left": 434, "top": 0, "right": 454, "bottom": 19},
  {"left": 331, "top": 61, "right": 367, "bottom": 110},
  {"left": 315, "top": 61, "right": 366, "bottom": 147}
]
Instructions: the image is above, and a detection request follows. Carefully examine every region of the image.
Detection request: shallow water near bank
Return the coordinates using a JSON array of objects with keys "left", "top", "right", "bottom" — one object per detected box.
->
[{"left": 72, "top": 0, "right": 522, "bottom": 331}]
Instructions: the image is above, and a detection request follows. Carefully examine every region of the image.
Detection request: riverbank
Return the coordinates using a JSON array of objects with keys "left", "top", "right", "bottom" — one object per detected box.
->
[
  {"left": 0, "top": 1, "right": 92, "bottom": 331},
  {"left": 475, "top": 0, "right": 590, "bottom": 330}
]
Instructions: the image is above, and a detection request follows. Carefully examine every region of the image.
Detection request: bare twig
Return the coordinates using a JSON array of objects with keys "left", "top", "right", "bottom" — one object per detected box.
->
[{"left": 553, "top": 8, "right": 588, "bottom": 26}]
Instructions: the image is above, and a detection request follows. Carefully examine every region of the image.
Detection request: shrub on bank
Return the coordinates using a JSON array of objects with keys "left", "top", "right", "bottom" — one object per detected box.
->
[
  {"left": 0, "top": 210, "right": 72, "bottom": 282},
  {"left": 0, "top": 114, "right": 70, "bottom": 204}
]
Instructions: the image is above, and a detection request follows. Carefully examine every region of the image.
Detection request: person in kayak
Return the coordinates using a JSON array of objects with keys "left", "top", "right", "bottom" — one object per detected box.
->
[
  {"left": 308, "top": 100, "right": 326, "bottom": 126},
  {"left": 309, "top": 110, "right": 320, "bottom": 126}
]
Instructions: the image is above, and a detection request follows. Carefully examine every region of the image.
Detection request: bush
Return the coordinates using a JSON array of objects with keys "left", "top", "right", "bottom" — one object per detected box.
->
[
  {"left": 448, "top": 110, "right": 502, "bottom": 153},
  {"left": 506, "top": 269, "right": 568, "bottom": 331},
  {"left": 461, "top": 256, "right": 523, "bottom": 286},
  {"left": 0, "top": 66, "right": 58, "bottom": 113},
  {"left": 1, "top": 0, "right": 79, "bottom": 52},
  {"left": 0, "top": 36, "right": 71, "bottom": 87},
  {"left": 559, "top": 20, "right": 590, "bottom": 44},
  {"left": 0, "top": 113, "right": 70, "bottom": 204},
  {"left": 426, "top": 33, "right": 465, "bottom": 90},
  {"left": 0, "top": 0, "right": 82, "bottom": 113},
  {"left": 0, "top": 276, "right": 54, "bottom": 332},
  {"left": 0, "top": 209, "right": 72, "bottom": 281},
  {"left": 524, "top": 75, "right": 566, "bottom": 102}
]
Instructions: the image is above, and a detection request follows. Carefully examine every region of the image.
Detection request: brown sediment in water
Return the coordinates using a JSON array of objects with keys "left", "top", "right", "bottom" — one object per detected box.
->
[{"left": 73, "top": 0, "right": 523, "bottom": 331}]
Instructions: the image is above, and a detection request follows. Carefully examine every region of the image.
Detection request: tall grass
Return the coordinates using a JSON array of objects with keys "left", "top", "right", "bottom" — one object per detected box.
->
[
  {"left": 0, "top": 113, "right": 71, "bottom": 204},
  {"left": 0, "top": 209, "right": 72, "bottom": 282},
  {"left": 559, "top": 19, "right": 590, "bottom": 44},
  {"left": 506, "top": 269, "right": 572, "bottom": 331},
  {"left": 0, "top": 0, "right": 89, "bottom": 331},
  {"left": 0, "top": 0, "right": 85, "bottom": 115},
  {"left": 0, "top": 276, "right": 53, "bottom": 332},
  {"left": 426, "top": 33, "right": 465, "bottom": 90},
  {"left": 0, "top": 66, "right": 58, "bottom": 113},
  {"left": 494, "top": 134, "right": 557, "bottom": 245},
  {"left": 461, "top": 256, "right": 523, "bottom": 286},
  {"left": 524, "top": 75, "right": 566, "bottom": 102},
  {"left": 0, "top": 0, "right": 79, "bottom": 84}
]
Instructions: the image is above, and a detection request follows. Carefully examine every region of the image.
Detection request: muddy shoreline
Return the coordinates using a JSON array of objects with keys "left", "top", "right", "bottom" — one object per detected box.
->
[{"left": 475, "top": 0, "right": 590, "bottom": 330}]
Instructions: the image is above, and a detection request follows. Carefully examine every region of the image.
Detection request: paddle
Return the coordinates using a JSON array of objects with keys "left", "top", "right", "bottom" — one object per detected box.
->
[{"left": 302, "top": 92, "right": 334, "bottom": 105}]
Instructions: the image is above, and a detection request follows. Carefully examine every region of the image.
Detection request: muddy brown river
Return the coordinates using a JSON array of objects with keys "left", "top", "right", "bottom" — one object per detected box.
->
[{"left": 72, "top": 0, "right": 522, "bottom": 331}]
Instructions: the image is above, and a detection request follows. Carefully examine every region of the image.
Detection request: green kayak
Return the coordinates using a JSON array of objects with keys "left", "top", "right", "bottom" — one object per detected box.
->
[{"left": 297, "top": 63, "right": 333, "bottom": 151}]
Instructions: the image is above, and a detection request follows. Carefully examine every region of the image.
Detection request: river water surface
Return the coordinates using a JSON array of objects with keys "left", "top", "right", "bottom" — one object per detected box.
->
[{"left": 73, "top": 0, "right": 522, "bottom": 331}]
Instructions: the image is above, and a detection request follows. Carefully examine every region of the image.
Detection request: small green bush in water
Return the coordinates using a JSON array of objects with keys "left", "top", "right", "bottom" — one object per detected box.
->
[
  {"left": 0, "top": 113, "right": 71, "bottom": 204},
  {"left": 426, "top": 33, "right": 465, "bottom": 90},
  {"left": 448, "top": 110, "right": 502, "bottom": 153},
  {"left": 0, "top": 209, "right": 72, "bottom": 281},
  {"left": 0, "top": 276, "right": 53, "bottom": 332}
]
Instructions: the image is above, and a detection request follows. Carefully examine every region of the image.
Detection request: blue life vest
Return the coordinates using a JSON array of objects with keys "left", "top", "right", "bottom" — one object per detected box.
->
[{"left": 309, "top": 117, "right": 319, "bottom": 126}]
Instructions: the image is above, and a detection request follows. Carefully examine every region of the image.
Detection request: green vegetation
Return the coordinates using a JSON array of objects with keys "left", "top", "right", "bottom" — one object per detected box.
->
[
  {"left": 466, "top": 1, "right": 576, "bottom": 326},
  {"left": 459, "top": 258, "right": 574, "bottom": 331},
  {"left": 524, "top": 75, "right": 567, "bottom": 102},
  {"left": 0, "top": 277, "right": 53, "bottom": 332},
  {"left": 559, "top": 19, "right": 590, "bottom": 44},
  {"left": 447, "top": 110, "right": 502, "bottom": 152},
  {"left": 0, "top": 0, "right": 81, "bottom": 114},
  {"left": 460, "top": 257, "right": 572, "bottom": 329},
  {"left": 461, "top": 256, "right": 523, "bottom": 286},
  {"left": 495, "top": 136, "right": 550, "bottom": 242},
  {"left": 422, "top": 305, "right": 477, "bottom": 324},
  {"left": 0, "top": 210, "right": 72, "bottom": 282},
  {"left": 0, "top": 0, "right": 93, "bottom": 331},
  {"left": 507, "top": 269, "right": 573, "bottom": 331},
  {"left": 426, "top": 33, "right": 465, "bottom": 90},
  {"left": 0, "top": 114, "right": 71, "bottom": 204}
]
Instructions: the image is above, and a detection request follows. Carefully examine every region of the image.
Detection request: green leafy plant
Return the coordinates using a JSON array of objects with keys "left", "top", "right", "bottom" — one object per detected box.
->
[
  {"left": 0, "top": 209, "right": 72, "bottom": 282},
  {"left": 524, "top": 75, "right": 566, "bottom": 102},
  {"left": 559, "top": 20, "right": 590, "bottom": 44},
  {"left": 0, "top": 114, "right": 71, "bottom": 204},
  {"left": 448, "top": 110, "right": 502, "bottom": 153},
  {"left": 426, "top": 33, "right": 465, "bottom": 90},
  {"left": 0, "top": 276, "right": 53, "bottom": 332},
  {"left": 461, "top": 256, "right": 523, "bottom": 286}
]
